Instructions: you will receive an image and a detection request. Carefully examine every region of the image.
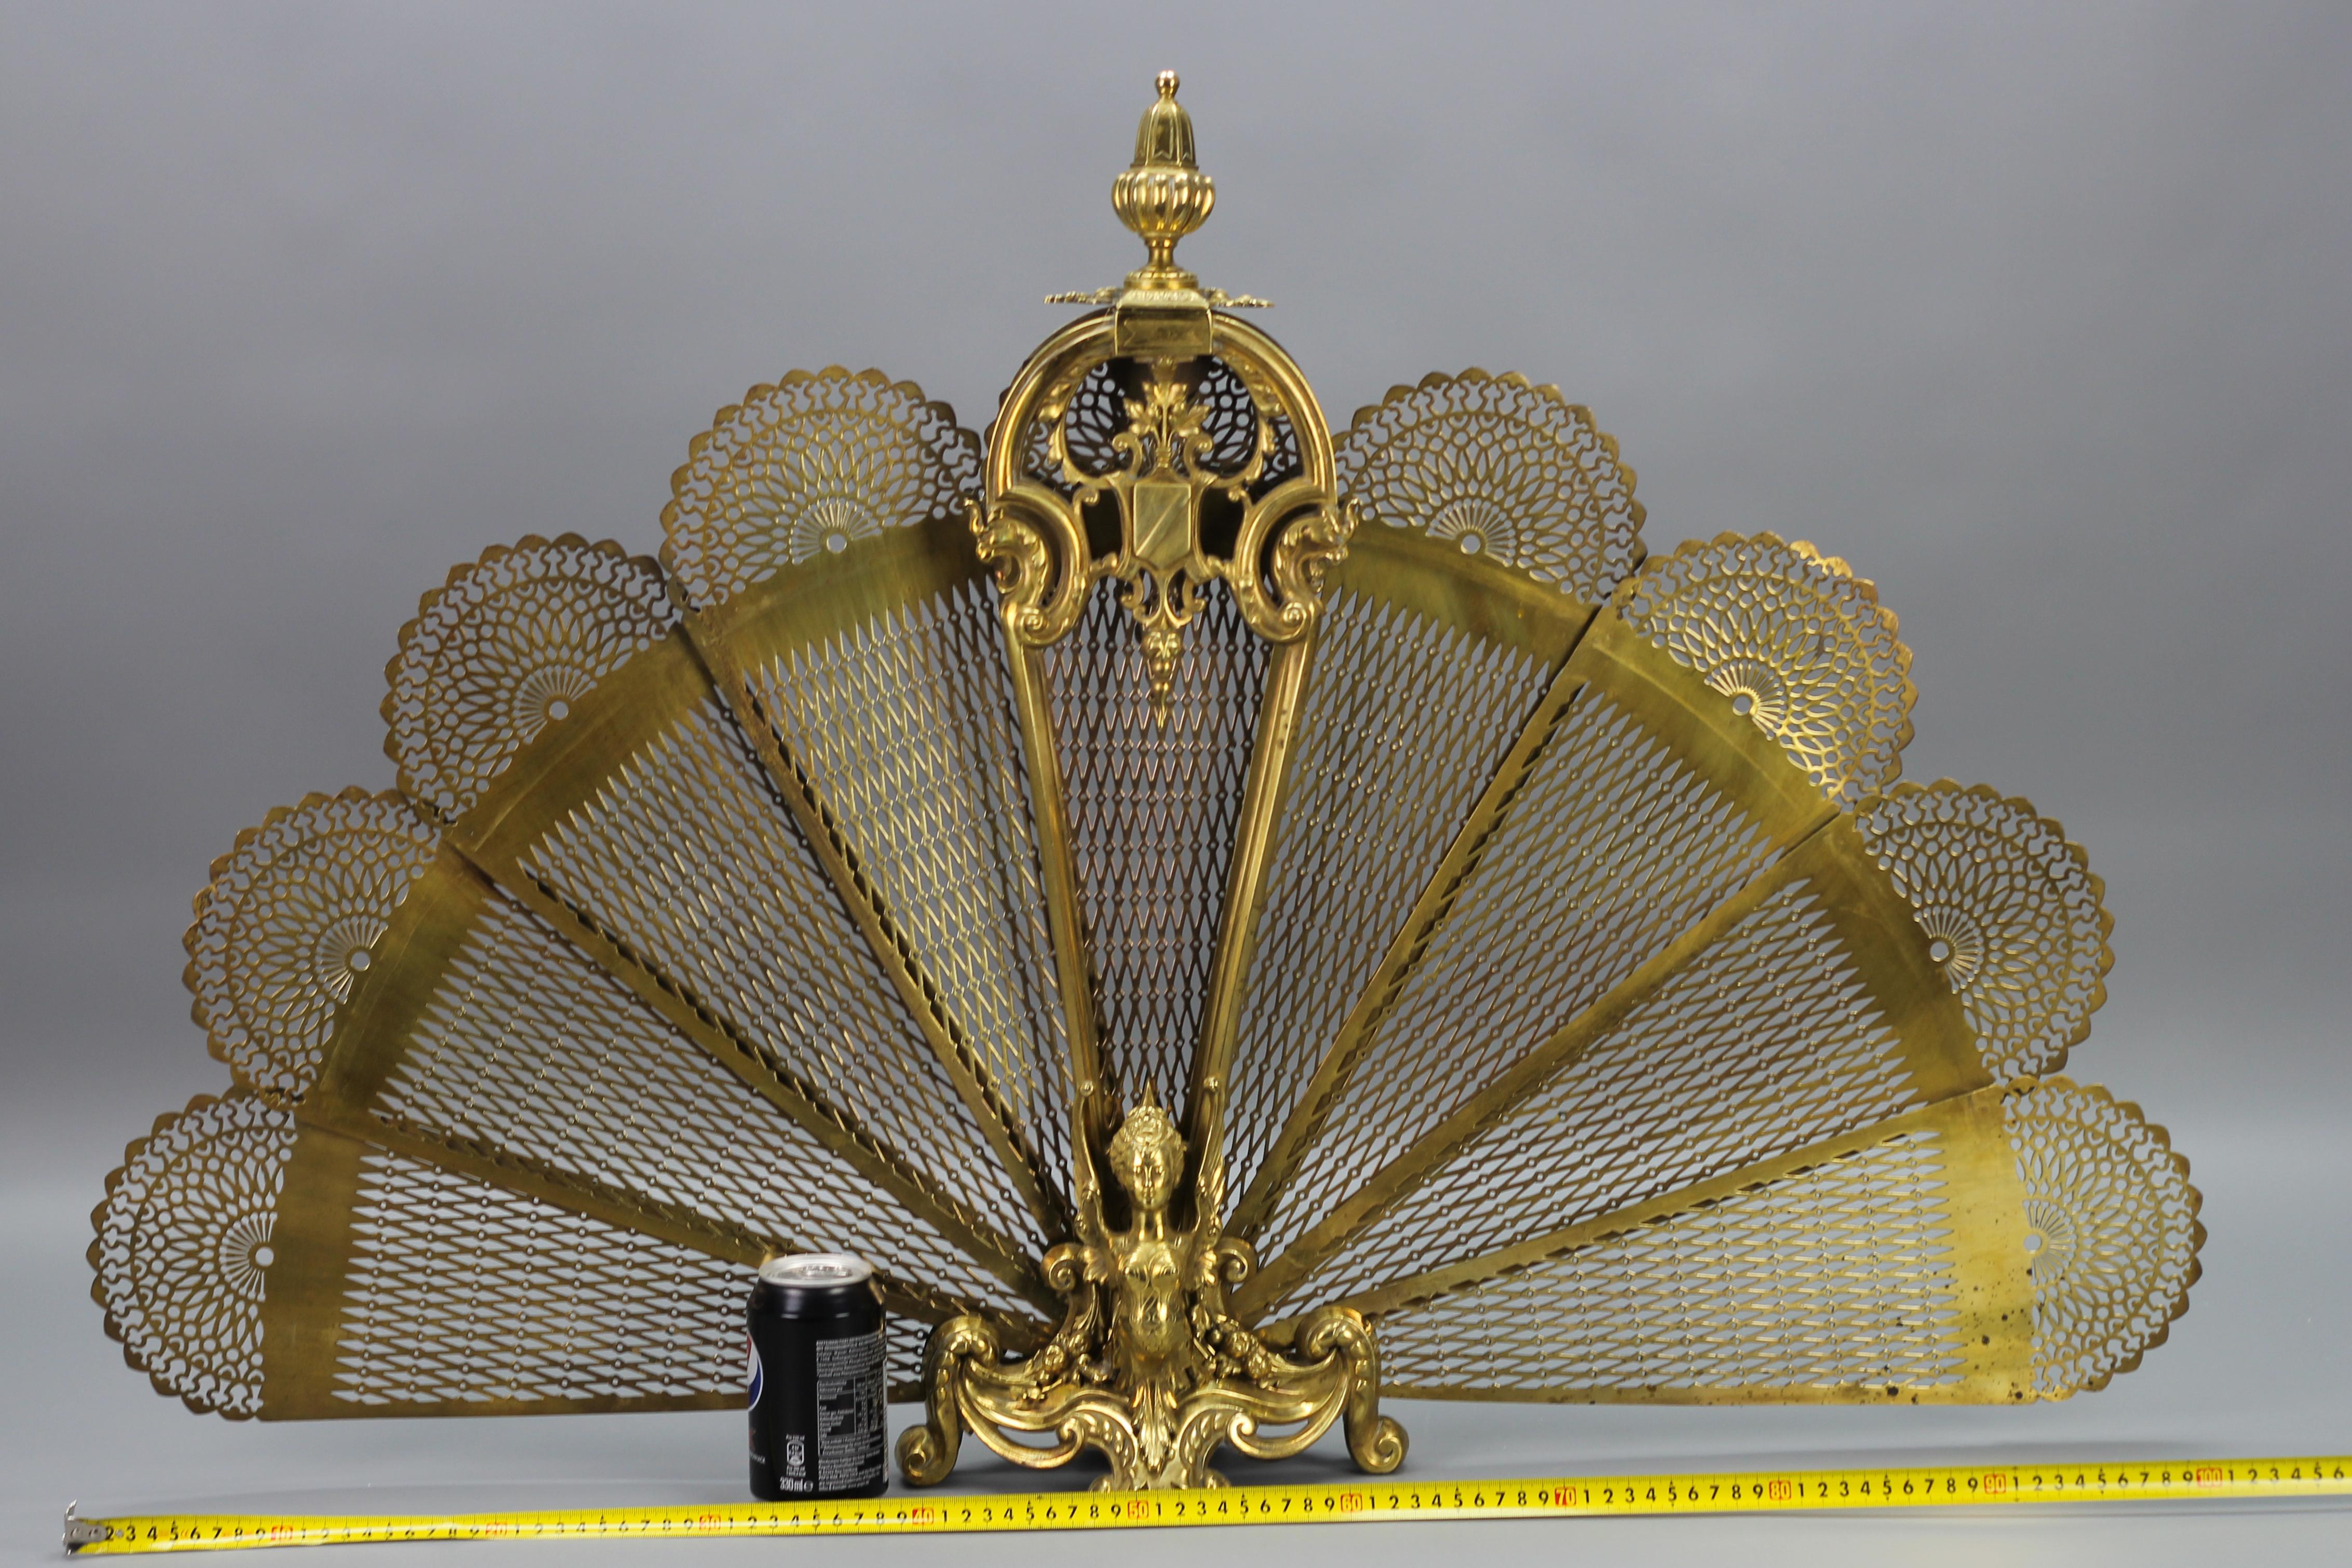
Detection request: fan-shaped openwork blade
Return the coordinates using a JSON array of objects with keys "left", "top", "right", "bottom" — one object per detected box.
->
[
  {"left": 90, "top": 1091, "right": 944, "bottom": 1417},
  {"left": 1224, "top": 374, "right": 1658, "bottom": 1237},
  {"left": 664, "top": 372, "right": 1077, "bottom": 1228},
  {"left": 440, "top": 579, "right": 1052, "bottom": 1275},
  {"left": 1193, "top": 366, "right": 2193, "bottom": 1400},
  {"left": 1318, "top": 1079, "right": 2199, "bottom": 1403},
  {"left": 1234, "top": 775, "right": 2105, "bottom": 1299},
  {"left": 1234, "top": 531, "right": 1914, "bottom": 1275},
  {"left": 316, "top": 837, "right": 1054, "bottom": 1320},
  {"left": 377, "top": 523, "right": 1060, "bottom": 1314}
]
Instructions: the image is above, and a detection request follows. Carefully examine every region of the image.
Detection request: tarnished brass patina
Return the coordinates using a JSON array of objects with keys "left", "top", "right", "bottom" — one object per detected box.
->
[{"left": 93, "top": 72, "right": 2201, "bottom": 1493}]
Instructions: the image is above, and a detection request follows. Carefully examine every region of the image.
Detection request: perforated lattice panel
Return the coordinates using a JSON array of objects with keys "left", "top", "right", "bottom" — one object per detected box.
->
[
  {"left": 519, "top": 696, "right": 1044, "bottom": 1257},
  {"left": 1271, "top": 881, "right": 1914, "bottom": 1313},
  {"left": 373, "top": 886, "right": 1034, "bottom": 1316},
  {"left": 1337, "top": 371, "right": 1644, "bottom": 604},
  {"left": 1375, "top": 1133, "right": 1966, "bottom": 1395},
  {"left": 385, "top": 535, "right": 677, "bottom": 820},
  {"left": 2009, "top": 1081, "right": 2201, "bottom": 1396},
  {"left": 743, "top": 578, "right": 1072, "bottom": 1183},
  {"left": 1255, "top": 687, "right": 1778, "bottom": 1256},
  {"left": 186, "top": 791, "right": 440, "bottom": 1106},
  {"left": 1224, "top": 589, "right": 1550, "bottom": 1201},
  {"left": 329, "top": 1166, "right": 928, "bottom": 1406},
  {"left": 1858, "top": 785, "right": 2111, "bottom": 1082},
  {"left": 1043, "top": 586, "right": 1268, "bottom": 1106},
  {"left": 333, "top": 1151, "right": 746, "bottom": 1405},
  {"left": 89, "top": 1094, "right": 295, "bottom": 1418}
]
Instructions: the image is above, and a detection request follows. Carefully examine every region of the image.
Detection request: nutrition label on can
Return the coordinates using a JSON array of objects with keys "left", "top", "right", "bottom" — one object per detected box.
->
[{"left": 814, "top": 1332, "right": 885, "bottom": 1491}]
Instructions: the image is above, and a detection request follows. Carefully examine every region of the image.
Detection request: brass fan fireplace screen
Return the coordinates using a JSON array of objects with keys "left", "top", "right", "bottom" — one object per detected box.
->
[{"left": 93, "top": 74, "right": 2200, "bottom": 1492}]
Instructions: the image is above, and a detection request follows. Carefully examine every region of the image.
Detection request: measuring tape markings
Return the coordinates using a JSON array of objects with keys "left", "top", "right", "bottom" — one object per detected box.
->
[{"left": 63, "top": 1455, "right": 2352, "bottom": 1554}]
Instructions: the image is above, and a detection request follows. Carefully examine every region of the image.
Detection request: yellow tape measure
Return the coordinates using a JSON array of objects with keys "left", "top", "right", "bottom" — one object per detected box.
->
[{"left": 63, "top": 1454, "right": 2352, "bottom": 1555}]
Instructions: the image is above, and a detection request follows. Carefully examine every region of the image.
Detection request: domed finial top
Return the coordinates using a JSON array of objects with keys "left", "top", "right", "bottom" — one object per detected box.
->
[
  {"left": 1113, "top": 70, "right": 1214, "bottom": 290},
  {"left": 1045, "top": 71, "right": 1266, "bottom": 321},
  {"left": 1133, "top": 72, "right": 1195, "bottom": 168}
]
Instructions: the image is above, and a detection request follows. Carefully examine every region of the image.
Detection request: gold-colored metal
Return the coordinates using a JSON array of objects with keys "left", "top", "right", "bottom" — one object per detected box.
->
[
  {"left": 896, "top": 1096, "right": 1403, "bottom": 1490},
  {"left": 1047, "top": 73, "right": 1271, "bottom": 319},
  {"left": 976, "top": 314, "right": 1346, "bottom": 718},
  {"left": 895, "top": 78, "right": 1389, "bottom": 1484},
  {"left": 93, "top": 68, "right": 2202, "bottom": 1492},
  {"left": 1114, "top": 71, "right": 1214, "bottom": 291}
]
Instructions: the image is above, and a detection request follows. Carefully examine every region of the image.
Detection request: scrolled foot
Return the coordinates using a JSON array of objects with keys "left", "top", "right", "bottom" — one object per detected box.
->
[
  {"left": 1349, "top": 1413, "right": 1408, "bottom": 1475},
  {"left": 1293, "top": 1304, "right": 1407, "bottom": 1477},
  {"left": 896, "top": 1314, "right": 999, "bottom": 1488},
  {"left": 895, "top": 1421, "right": 956, "bottom": 1488}
]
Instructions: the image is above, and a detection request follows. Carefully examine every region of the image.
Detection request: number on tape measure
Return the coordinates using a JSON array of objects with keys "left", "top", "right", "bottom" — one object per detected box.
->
[{"left": 63, "top": 1456, "right": 2352, "bottom": 1554}]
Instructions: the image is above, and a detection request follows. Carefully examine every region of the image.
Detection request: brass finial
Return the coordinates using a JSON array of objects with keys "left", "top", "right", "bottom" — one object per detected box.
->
[
  {"left": 1112, "top": 70, "right": 1215, "bottom": 291},
  {"left": 1044, "top": 71, "right": 1267, "bottom": 317}
]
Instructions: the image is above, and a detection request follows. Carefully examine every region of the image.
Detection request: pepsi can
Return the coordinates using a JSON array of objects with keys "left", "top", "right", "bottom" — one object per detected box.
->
[{"left": 748, "top": 1254, "right": 887, "bottom": 1500}]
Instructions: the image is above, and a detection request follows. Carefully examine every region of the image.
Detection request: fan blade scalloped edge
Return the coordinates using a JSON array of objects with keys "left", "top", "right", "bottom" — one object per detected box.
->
[
  {"left": 382, "top": 533, "right": 676, "bottom": 823},
  {"left": 1335, "top": 368, "right": 1649, "bottom": 606},
  {"left": 1292, "top": 1076, "right": 2199, "bottom": 1406},
  {"left": 1610, "top": 530, "right": 1917, "bottom": 807},
  {"left": 88, "top": 1092, "right": 287, "bottom": 1418},
  {"left": 1231, "top": 774, "right": 2117, "bottom": 1329},
  {"left": 1855, "top": 779, "right": 2114, "bottom": 1077},
  {"left": 658, "top": 366, "right": 983, "bottom": 614},
  {"left": 87, "top": 1090, "right": 952, "bottom": 1418},
  {"left": 183, "top": 788, "right": 438, "bottom": 1107}
]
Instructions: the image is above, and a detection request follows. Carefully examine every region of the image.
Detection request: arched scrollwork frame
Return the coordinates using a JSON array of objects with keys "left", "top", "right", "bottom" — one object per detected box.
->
[{"left": 977, "top": 312, "right": 1351, "bottom": 698}]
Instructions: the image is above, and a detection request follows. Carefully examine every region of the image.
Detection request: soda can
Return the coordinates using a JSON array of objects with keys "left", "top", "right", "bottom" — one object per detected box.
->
[{"left": 747, "top": 1253, "right": 888, "bottom": 1500}]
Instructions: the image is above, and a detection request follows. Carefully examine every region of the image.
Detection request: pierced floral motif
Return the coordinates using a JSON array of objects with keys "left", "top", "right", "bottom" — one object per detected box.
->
[
  {"left": 2006, "top": 1080, "right": 2202, "bottom": 1396},
  {"left": 1858, "top": 783, "right": 2112, "bottom": 1080},
  {"left": 1617, "top": 533, "right": 1915, "bottom": 805},
  {"left": 184, "top": 789, "right": 438, "bottom": 1103},
  {"left": 662, "top": 368, "right": 982, "bottom": 610},
  {"left": 1336, "top": 370, "right": 1645, "bottom": 604},
  {"left": 384, "top": 535, "right": 675, "bottom": 820},
  {"left": 1025, "top": 360, "right": 1300, "bottom": 501},
  {"left": 88, "top": 1093, "right": 295, "bottom": 1418}
]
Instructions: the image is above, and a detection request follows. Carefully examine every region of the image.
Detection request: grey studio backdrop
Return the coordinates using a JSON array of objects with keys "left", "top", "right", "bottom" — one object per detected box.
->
[{"left": 3, "top": 4, "right": 2347, "bottom": 1564}]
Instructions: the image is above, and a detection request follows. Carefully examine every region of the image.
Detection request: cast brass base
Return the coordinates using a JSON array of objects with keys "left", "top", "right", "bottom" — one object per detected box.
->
[{"left": 898, "top": 1102, "right": 1405, "bottom": 1491}]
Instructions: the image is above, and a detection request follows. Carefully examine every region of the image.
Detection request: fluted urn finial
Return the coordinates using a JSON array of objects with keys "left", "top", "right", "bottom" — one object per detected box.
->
[
  {"left": 1112, "top": 70, "right": 1216, "bottom": 291},
  {"left": 1042, "top": 71, "right": 1265, "bottom": 335}
]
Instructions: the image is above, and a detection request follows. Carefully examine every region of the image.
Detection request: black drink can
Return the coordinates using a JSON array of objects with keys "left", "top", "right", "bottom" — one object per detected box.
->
[{"left": 748, "top": 1254, "right": 888, "bottom": 1501}]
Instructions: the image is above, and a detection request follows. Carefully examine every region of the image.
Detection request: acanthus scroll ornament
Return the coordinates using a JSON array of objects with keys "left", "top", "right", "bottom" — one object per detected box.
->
[{"left": 976, "top": 348, "right": 1350, "bottom": 709}]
